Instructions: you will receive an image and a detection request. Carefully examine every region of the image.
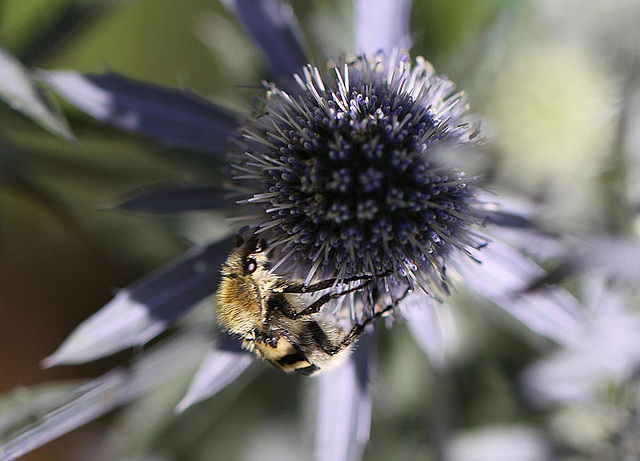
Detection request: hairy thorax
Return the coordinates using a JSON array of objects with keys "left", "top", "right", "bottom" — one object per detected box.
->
[{"left": 216, "top": 266, "right": 277, "bottom": 338}]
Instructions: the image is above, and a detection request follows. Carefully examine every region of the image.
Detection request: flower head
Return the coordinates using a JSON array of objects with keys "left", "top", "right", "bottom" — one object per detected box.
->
[{"left": 231, "top": 52, "right": 483, "bottom": 304}]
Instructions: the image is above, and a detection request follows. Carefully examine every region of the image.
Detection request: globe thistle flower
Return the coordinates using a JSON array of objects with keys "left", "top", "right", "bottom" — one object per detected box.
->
[
  {"left": 232, "top": 52, "right": 483, "bottom": 306},
  {"left": 0, "top": 1, "right": 589, "bottom": 459}
]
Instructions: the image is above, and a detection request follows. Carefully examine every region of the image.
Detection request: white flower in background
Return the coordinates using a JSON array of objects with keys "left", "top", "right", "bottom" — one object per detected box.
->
[{"left": 487, "top": 43, "right": 616, "bottom": 191}]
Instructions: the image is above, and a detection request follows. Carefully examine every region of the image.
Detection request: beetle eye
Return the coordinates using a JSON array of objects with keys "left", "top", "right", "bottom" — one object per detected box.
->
[{"left": 244, "top": 257, "right": 258, "bottom": 274}]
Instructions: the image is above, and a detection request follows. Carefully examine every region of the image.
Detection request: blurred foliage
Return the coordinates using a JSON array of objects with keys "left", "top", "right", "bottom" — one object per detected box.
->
[{"left": 0, "top": 0, "right": 639, "bottom": 460}]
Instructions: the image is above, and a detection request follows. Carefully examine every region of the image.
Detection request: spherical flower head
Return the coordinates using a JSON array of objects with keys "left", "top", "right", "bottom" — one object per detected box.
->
[{"left": 230, "top": 52, "right": 483, "bottom": 299}]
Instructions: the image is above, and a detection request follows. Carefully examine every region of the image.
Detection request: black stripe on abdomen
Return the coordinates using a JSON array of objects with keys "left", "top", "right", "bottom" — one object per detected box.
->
[{"left": 277, "top": 351, "right": 308, "bottom": 366}]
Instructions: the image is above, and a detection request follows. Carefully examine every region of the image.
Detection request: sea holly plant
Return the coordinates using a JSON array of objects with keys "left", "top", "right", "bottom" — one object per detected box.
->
[{"left": 0, "top": 1, "right": 589, "bottom": 460}]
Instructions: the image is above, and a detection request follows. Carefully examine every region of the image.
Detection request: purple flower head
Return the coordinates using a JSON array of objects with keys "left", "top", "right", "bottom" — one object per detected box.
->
[{"left": 231, "top": 53, "right": 484, "bottom": 314}]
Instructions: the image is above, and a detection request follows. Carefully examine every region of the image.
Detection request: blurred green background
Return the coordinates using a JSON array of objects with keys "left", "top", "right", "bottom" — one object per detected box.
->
[{"left": 0, "top": 0, "right": 638, "bottom": 460}]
